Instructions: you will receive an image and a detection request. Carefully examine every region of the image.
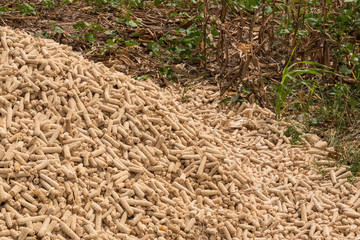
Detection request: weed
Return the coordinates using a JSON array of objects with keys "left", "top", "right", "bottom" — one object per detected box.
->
[
  {"left": 339, "top": 141, "right": 360, "bottom": 176},
  {"left": 284, "top": 126, "right": 302, "bottom": 145},
  {"left": 274, "top": 48, "right": 341, "bottom": 119},
  {"left": 313, "top": 164, "right": 327, "bottom": 177}
]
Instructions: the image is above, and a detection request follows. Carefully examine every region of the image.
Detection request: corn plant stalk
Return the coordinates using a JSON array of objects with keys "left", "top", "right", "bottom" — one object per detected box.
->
[
  {"left": 200, "top": 0, "right": 208, "bottom": 68},
  {"left": 275, "top": 47, "right": 342, "bottom": 119}
]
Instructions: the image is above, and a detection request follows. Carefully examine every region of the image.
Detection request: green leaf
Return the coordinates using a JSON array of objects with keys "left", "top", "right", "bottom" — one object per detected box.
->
[
  {"left": 91, "top": 23, "right": 103, "bottom": 31},
  {"left": 0, "top": 6, "right": 9, "bottom": 15},
  {"left": 84, "top": 32, "right": 96, "bottom": 42},
  {"left": 179, "top": 49, "right": 192, "bottom": 59},
  {"left": 126, "top": 20, "right": 138, "bottom": 27},
  {"left": 104, "top": 30, "right": 113, "bottom": 35},
  {"left": 231, "top": 93, "right": 241, "bottom": 103},
  {"left": 278, "top": 28, "right": 290, "bottom": 35},
  {"left": 178, "top": 28, "right": 186, "bottom": 33},
  {"left": 54, "top": 26, "right": 64, "bottom": 34},
  {"left": 125, "top": 40, "right": 140, "bottom": 47},
  {"left": 148, "top": 41, "right": 159, "bottom": 54},
  {"left": 349, "top": 97, "right": 358, "bottom": 108},
  {"left": 158, "top": 66, "right": 173, "bottom": 77},
  {"left": 210, "top": 27, "right": 219, "bottom": 36},
  {"left": 19, "top": 3, "right": 35, "bottom": 14},
  {"left": 134, "top": 75, "right": 150, "bottom": 80},
  {"left": 311, "top": 118, "right": 318, "bottom": 125},
  {"left": 73, "top": 22, "right": 88, "bottom": 30},
  {"left": 106, "top": 39, "right": 116, "bottom": 45},
  {"left": 340, "top": 65, "right": 352, "bottom": 75},
  {"left": 298, "top": 30, "right": 309, "bottom": 36},
  {"left": 305, "top": 17, "right": 319, "bottom": 26},
  {"left": 154, "top": 0, "right": 163, "bottom": 5},
  {"left": 220, "top": 97, "right": 231, "bottom": 103}
]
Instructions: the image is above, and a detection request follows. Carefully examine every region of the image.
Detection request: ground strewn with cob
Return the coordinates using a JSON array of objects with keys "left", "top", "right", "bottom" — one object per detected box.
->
[{"left": 0, "top": 26, "right": 359, "bottom": 239}]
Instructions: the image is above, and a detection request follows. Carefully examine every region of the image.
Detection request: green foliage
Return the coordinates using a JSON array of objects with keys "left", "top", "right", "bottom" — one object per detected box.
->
[
  {"left": 0, "top": 5, "right": 9, "bottom": 15},
  {"left": 348, "top": 147, "right": 360, "bottom": 176},
  {"left": 154, "top": 0, "right": 165, "bottom": 5},
  {"left": 234, "top": 0, "right": 262, "bottom": 10},
  {"left": 148, "top": 24, "right": 205, "bottom": 65},
  {"left": 42, "top": 0, "right": 55, "bottom": 8},
  {"left": 284, "top": 126, "right": 302, "bottom": 145},
  {"left": 158, "top": 66, "right": 178, "bottom": 82},
  {"left": 274, "top": 48, "right": 340, "bottom": 119},
  {"left": 126, "top": 0, "right": 145, "bottom": 8},
  {"left": 35, "top": 32, "right": 50, "bottom": 39},
  {"left": 176, "top": 25, "right": 203, "bottom": 61},
  {"left": 17, "top": 2, "right": 36, "bottom": 15},
  {"left": 124, "top": 39, "right": 140, "bottom": 47},
  {"left": 35, "top": 21, "right": 64, "bottom": 39},
  {"left": 82, "top": 0, "right": 149, "bottom": 11},
  {"left": 54, "top": 26, "right": 64, "bottom": 34},
  {"left": 116, "top": 14, "right": 141, "bottom": 28},
  {"left": 316, "top": 83, "right": 360, "bottom": 129},
  {"left": 72, "top": 22, "right": 105, "bottom": 43},
  {"left": 272, "top": 0, "right": 359, "bottom": 80},
  {"left": 84, "top": 0, "right": 121, "bottom": 11},
  {"left": 328, "top": 131, "right": 360, "bottom": 176}
]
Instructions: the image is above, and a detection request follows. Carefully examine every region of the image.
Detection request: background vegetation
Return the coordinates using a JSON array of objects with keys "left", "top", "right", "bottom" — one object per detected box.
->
[{"left": 1, "top": 0, "right": 359, "bottom": 172}]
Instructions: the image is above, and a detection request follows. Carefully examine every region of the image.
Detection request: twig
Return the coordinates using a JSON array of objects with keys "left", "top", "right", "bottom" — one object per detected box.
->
[
  {"left": 249, "top": 4, "right": 264, "bottom": 42},
  {"left": 216, "top": 0, "right": 228, "bottom": 79},
  {"left": 0, "top": 14, "right": 38, "bottom": 20}
]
